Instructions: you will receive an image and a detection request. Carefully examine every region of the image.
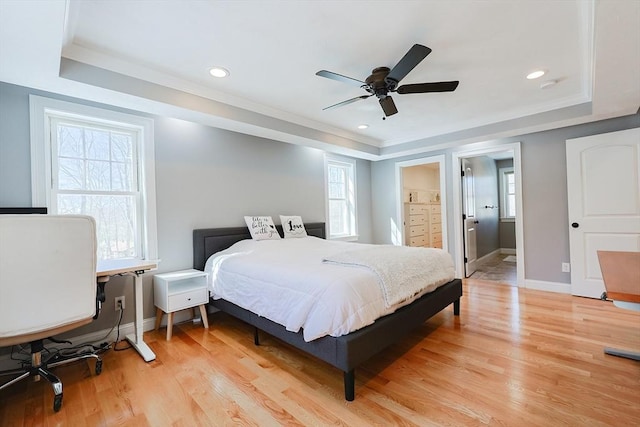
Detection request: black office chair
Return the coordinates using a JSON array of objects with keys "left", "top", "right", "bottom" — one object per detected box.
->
[{"left": 0, "top": 215, "right": 104, "bottom": 412}]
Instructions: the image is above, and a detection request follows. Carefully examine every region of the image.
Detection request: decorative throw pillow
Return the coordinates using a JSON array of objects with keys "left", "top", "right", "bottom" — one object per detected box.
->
[
  {"left": 279, "top": 215, "right": 308, "bottom": 238},
  {"left": 244, "top": 216, "right": 281, "bottom": 240}
]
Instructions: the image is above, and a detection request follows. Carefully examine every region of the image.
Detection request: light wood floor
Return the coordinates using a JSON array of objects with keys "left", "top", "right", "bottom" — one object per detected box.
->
[{"left": 1, "top": 279, "right": 639, "bottom": 426}]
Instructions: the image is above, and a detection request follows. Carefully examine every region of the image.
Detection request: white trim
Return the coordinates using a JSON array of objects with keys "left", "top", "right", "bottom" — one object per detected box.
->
[
  {"left": 394, "top": 154, "right": 448, "bottom": 251},
  {"left": 498, "top": 166, "right": 515, "bottom": 219},
  {"left": 0, "top": 317, "right": 153, "bottom": 371},
  {"left": 324, "top": 154, "right": 358, "bottom": 240},
  {"left": 476, "top": 248, "right": 516, "bottom": 264},
  {"left": 524, "top": 280, "right": 571, "bottom": 294},
  {"left": 452, "top": 142, "right": 525, "bottom": 286},
  {"left": 29, "top": 98, "right": 52, "bottom": 208},
  {"left": 29, "top": 95, "right": 158, "bottom": 260}
]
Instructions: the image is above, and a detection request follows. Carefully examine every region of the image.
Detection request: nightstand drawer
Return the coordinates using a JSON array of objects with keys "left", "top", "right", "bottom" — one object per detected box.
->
[
  {"left": 167, "top": 288, "right": 208, "bottom": 312},
  {"left": 154, "top": 270, "right": 208, "bottom": 312},
  {"left": 154, "top": 269, "right": 209, "bottom": 340}
]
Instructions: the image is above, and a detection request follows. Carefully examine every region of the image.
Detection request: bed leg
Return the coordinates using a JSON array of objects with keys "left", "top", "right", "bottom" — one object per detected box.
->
[
  {"left": 254, "top": 327, "right": 260, "bottom": 346},
  {"left": 344, "top": 370, "right": 355, "bottom": 401},
  {"left": 453, "top": 298, "right": 460, "bottom": 316}
]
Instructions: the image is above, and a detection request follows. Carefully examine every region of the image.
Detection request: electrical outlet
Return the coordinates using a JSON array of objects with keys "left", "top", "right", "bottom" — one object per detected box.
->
[
  {"left": 115, "top": 296, "right": 125, "bottom": 311},
  {"left": 562, "top": 263, "right": 571, "bottom": 273}
]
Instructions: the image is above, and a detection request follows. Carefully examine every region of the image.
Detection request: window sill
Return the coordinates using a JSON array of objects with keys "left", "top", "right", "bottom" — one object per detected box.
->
[
  {"left": 500, "top": 217, "right": 515, "bottom": 223},
  {"left": 329, "top": 235, "right": 359, "bottom": 242}
]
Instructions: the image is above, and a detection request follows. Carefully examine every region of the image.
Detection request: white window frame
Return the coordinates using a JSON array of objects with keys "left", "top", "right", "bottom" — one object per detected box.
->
[
  {"left": 325, "top": 155, "right": 358, "bottom": 241},
  {"left": 29, "top": 95, "right": 158, "bottom": 261},
  {"left": 499, "top": 167, "right": 516, "bottom": 222}
]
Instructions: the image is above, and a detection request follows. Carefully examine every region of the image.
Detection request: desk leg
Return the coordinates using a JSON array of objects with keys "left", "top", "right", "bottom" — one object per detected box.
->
[
  {"left": 125, "top": 272, "right": 156, "bottom": 362},
  {"left": 604, "top": 347, "right": 640, "bottom": 361}
]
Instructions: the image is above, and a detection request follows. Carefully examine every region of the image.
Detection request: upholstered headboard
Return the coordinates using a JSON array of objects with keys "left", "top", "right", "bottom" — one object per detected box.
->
[{"left": 192, "top": 222, "right": 326, "bottom": 271}]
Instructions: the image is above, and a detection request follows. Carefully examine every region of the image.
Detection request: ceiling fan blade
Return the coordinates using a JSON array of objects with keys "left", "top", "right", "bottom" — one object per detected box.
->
[
  {"left": 386, "top": 44, "right": 432, "bottom": 84},
  {"left": 316, "top": 70, "right": 366, "bottom": 88},
  {"left": 322, "top": 94, "right": 372, "bottom": 111},
  {"left": 379, "top": 96, "right": 398, "bottom": 117},
  {"left": 397, "top": 81, "right": 459, "bottom": 94}
]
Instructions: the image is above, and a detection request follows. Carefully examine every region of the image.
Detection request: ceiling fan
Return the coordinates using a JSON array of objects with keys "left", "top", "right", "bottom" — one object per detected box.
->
[{"left": 316, "top": 44, "right": 459, "bottom": 117}]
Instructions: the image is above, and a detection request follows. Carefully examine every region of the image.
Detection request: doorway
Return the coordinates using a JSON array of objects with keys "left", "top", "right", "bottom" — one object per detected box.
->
[
  {"left": 395, "top": 155, "right": 447, "bottom": 251},
  {"left": 452, "top": 143, "right": 525, "bottom": 286},
  {"left": 566, "top": 128, "right": 640, "bottom": 298}
]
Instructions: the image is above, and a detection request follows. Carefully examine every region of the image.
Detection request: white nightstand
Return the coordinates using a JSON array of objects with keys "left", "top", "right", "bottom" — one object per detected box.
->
[{"left": 154, "top": 269, "right": 209, "bottom": 340}]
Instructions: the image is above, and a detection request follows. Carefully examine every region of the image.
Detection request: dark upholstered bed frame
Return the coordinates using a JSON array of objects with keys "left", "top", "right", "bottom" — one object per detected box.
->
[{"left": 193, "top": 222, "right": 463, "bottom": 401}]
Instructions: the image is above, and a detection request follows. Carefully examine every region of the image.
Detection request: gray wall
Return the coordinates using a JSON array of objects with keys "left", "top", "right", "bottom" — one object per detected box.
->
[
  {"left": 0, "top": 83, "right": 32, "bottom": 206},
  {"left": 467, "top": 156, "right": 500, "bottom": 258},
  {"left": 372, "top": 113, "right": 640, "bottom": 286},
  {"left": 0, "top": 81, "right": 373, "bottom": 338},
  {"left": 499, "top": 222, "right": 516, "bottom": 250}
]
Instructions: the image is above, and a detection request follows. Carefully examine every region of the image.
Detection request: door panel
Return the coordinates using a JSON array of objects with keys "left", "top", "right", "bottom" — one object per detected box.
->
[
  {"left": 464, "top": 218, "right": 478, "bottom": 276},
  {"left": 566, "top": 128, "right": 640, "bottom": 298},
  {"left": 582, "top": 145, "right": 639, "bottom": 216},
  {"left": 462, "top": 159, "right": 477, "bottom": 277}
]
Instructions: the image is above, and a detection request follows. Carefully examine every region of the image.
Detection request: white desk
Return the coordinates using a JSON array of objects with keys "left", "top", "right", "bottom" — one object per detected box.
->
[
  {"left": 597, "top": 251, "right": 640, "bottom": 361},
  {"left": 97, "top": 259, "right": 158, "bottom": 362}
]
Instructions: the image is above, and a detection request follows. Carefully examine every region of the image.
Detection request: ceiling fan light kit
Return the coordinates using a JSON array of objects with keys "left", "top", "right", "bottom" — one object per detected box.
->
[{"left": 316, "top": 44, "right": 459, "bottom": 117}]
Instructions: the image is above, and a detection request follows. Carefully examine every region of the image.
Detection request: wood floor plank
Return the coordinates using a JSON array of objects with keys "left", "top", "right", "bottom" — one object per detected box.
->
[{"left": 1, "top": 279, "right": 639, "bottom": 426}]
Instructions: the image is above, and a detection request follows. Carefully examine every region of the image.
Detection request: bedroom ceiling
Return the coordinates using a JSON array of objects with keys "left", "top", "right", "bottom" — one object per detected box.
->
[{"left": 0, "top": 0, "right": 638, "bottom": 160}]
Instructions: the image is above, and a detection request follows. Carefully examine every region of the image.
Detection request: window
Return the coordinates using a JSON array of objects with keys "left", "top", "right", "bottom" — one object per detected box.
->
[
  {"left": 463, "top": 165, "right": 475, "bottom": 218},
  {"left": 499, "top": 167, "right": 516, "bottom": 220},
  {"left": 326, "top": 156, "right": 357, "bottom": 240},
  {"left": 30, "top": 96, "right": 157, "bottom": 261}
]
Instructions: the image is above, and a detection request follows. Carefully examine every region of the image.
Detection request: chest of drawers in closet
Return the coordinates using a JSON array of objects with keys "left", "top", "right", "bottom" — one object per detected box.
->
[{"left": 404, "top": 203, "right": 442, "bottom": 248}]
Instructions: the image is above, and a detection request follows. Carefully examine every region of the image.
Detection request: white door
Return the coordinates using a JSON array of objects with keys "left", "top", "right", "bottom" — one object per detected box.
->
[
  {"left": 462, "top": 159, "right": 478, "bottom": 277},
  {"left": 566, "top": 127, "right": 640, "bottom": 298}
]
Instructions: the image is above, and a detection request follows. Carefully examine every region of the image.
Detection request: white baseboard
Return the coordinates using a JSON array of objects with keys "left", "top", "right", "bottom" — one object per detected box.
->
[
  {"left": 524, "top": 279, "right": 571, "bottom": 294},
  {"left": 477, "top": 248, "right": 517, "bottom": 265},
  {"left": 476, "top": 249, "right": 502, "bottom": 264},
  {"left": 0, "top": 309, "right": 205, "bottom": 370}
]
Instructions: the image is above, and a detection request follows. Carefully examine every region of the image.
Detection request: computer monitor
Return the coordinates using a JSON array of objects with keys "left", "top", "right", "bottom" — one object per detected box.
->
[{"left": 0, "top": 207, "right": 48, "bottom": 214}]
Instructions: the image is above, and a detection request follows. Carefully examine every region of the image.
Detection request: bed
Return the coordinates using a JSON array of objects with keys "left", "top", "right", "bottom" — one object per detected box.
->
[{"left": 193, "top": 222, "right": 462, "bottom": 401}]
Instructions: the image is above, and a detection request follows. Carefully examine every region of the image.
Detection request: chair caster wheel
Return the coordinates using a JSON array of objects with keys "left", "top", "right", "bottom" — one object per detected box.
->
[
  {"left": 95, "top": 359, "right": 103, "bottom": 375},
  {"left": 53, "top": 394, "right": 63, "bottom": 412}
]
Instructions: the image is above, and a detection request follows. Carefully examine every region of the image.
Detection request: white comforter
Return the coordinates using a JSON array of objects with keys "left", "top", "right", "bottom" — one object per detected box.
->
[{"left": 205, "top": 237, "right": 455, "bottom": 342}]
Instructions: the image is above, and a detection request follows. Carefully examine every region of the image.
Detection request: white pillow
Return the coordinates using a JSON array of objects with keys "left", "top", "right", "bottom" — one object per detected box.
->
[
  {"left": 244, "top": 216, "right": 281, "bottom": 240},
  {"left": 280, "top": 215, "right": 308, "bottom": 239}
]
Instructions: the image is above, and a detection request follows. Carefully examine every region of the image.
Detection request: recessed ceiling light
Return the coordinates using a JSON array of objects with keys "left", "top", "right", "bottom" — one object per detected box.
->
[
  {"left": 526, "top": 70, "right": 545, "bottom": 80},
  {"left": 209, "top": 67, "right": 229, "bottom": 78},
  {"left": 357, "top": 124, "right": 369, "bottom": 129}
]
